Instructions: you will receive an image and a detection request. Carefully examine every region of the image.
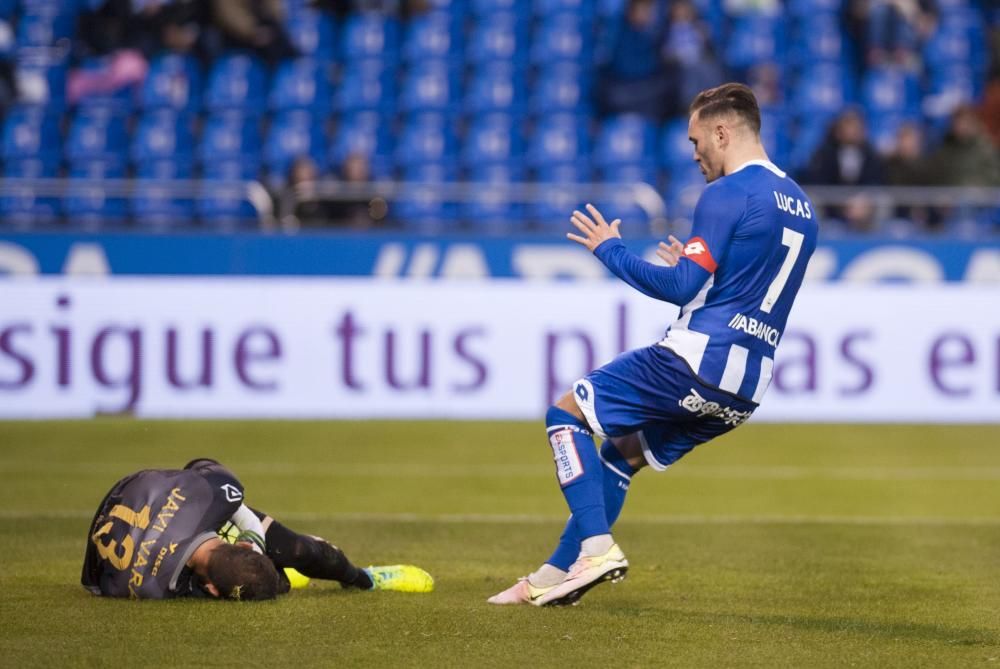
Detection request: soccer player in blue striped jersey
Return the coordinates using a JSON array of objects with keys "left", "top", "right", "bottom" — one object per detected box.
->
[{"left": 489, "top": 83, "right": 818, "bottom": 607}]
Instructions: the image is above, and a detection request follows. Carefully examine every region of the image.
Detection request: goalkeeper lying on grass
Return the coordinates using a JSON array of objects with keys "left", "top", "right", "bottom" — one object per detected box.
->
[{"left": 82, "top": 458, "right": 433, "bottom": 601}]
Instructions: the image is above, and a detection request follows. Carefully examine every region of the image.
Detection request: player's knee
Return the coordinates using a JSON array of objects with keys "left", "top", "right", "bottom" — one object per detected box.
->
[
  {"left": 554, "top": 391, "right": 582, "bottom": 416},
  {"left": 546, "top": 404, "right": 583, "bottom": 428},
  {"left": 289, "top": 535, "right": 323, "bottom": 565}
]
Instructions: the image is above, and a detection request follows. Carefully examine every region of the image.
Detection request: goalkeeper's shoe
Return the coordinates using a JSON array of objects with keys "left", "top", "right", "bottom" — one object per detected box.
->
[
  {"left": 487, "top": 576, "right": 563, "bottom": 605},
  {"left": 363, "top": 565, "right": 434, "bottom": 593},
  {"left": 537, "top": 543, "right": 628, "bottom": 607}
]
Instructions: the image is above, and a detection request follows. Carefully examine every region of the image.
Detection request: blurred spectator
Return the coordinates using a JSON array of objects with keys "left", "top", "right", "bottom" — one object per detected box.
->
[
  {"left": 884, "top": 122, "right": 940, "bottom": 228},
  {"left": 885, "top": 122, "right": 928, "bottom": 186},
  {"left": 924, "top": 105, "right": 1000, "bottom": 186},
  {"left": 287, "top": 154, "right": 387, "bottom": 229},
  {"left": 801, "top": 109, "right": 886, "bottom": 186},
  {"left": 747, "top": 62, "right": 782, "bottom": 108},
  {"left": 661, "top": 0, "right": 726, "bottom": 106},
  {"left": 852, "top": 0, "right": 937, "bottom": 69},
  {"left": 67, "top": 49, "right": 148, "bottom": 105},
  {"left": 595, "top": 0, "right": 677, "bottom": 121},
  {"left": 980, "top": 74, "right": 1000, "bottom": 149},
  {"left": 801, "top": 108, "right": 886, "bottom": 231},
  {"left": 210, "top": 0, "right": 298, "bottom": 63}
]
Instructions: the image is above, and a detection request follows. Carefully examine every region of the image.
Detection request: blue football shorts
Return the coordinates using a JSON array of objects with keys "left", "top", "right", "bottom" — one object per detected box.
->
[{"left": 571, "top": 344, "right": 758, "bottom": 471}]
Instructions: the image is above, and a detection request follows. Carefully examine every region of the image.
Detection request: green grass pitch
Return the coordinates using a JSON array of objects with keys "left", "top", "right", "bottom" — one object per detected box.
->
[{"left": 1, "top": 420, "right": 999, "bottom": 668}]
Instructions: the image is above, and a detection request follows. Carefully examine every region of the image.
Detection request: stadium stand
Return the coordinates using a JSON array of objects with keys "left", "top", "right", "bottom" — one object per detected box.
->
[{"left": 0, "top": 0, "right": 996, "bottom": 232}]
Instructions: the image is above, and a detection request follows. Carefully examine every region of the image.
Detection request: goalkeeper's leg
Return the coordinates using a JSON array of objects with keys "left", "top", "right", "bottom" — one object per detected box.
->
[{"left": 250, "top": 510, "right": 374, "bottom": 589}]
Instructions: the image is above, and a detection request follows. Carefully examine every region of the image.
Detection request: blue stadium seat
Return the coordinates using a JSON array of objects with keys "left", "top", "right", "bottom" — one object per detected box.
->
[
  {"left": 530, "top": 14, "right": 588, "bottom": 65},
  {"left": 665, "top": 165, "right": 706, "bottom": 226},
  {"left": 861, "top": 66, "right": 920, "bottom": 116},
  {"left": 403, "top": 12, "right": 461, "bottom": 64},
  {"left": 786, "top": 0, "right": 842, "bottom": 18},
  {"left": 329, "top": 113, "right": 394, "bottom": 179},
  {"left": 392, "top": 163, "right": 457, "bottom": 232},
  {"left": 201, "top": 158, "right": 259, "bottom": 181},
  {"left": 131, "top": 110, "right": 195, "bottom": 168},
  {"left": 789, "top": 64, "right": 854, "bottom": 118},
  {"left": 204, "top": 53, "right": 267, "bottom": 112},
  {"left": 594, "top": 114, "right": 657, "bottom": 171},
  {"left": 284, "top": 7, "right": 336, "bottom": 60},
  {"left": 268, "top": 58, "right": 333, "bottom": 113},
  {"left": 0, "top": 157, "right": 60, "bottom": 227},
  {"left": 465, "top": 64, "right": 525, "bottom": 116},
  {"left": 132, "top": 156, "right": 196, "bottom": 229},
  {"left": 197, "top": 112, "right": 260, "bottom": 167},
  {"left": 789, "top": 14, "right": 850, "bottom": 68},
  {"left": 394, "top": 115, "right": 456, "bottom": 169},
  {"left": 1, "top": 106, "right": 60, "bottom": 167},
  {"left": 535, "top": 0, "right": 595, "bottom": 19},
  {"left": 263, "top": 110, "right": 327, "bottom": 182},
  {"left": 724, "top": 15, "right": 785, "bottom": 72},
  {"left": 65, "top": 109, "right": 128, "bottom": 167},
  {"left": 398, "top": 61, "right": 456, "bottom": 114},
  {"left": 140, "top": 53, "right": 201, "bottom": 112},
  {"left": 340, "top": 13, "right": 400, "bottom": 64},
  {"left": 469, "top": 0, "right": 529, "bottom": 16},
  {"left": 334, "top": 62, "right": 394, "bottom": 113},
  {"left": 530, "top": 64, "right": 590, "bottom": 115},
  {"left": 923, "top": 18, "right": 988, "bottom": 73},
  {"left": 527, "top": 114, "right": 589, "bottom": 167},
  {"left": 759, "top": 108, "right": 791, "bottom": 167},
  {"left": 197, "top": 182, "right": 260, "bottom": 230},
  {"left": 64, "top": 160, "right": 127, "bottom": 227},
  {"left": 462, "top": 115, "right": 523, "bottom": 168},
  {"left": 529, "top": 163, "right": 590, "bottom": 231},
  {"left": 594, "top": 162, "right": 660, "bottom": 229},
  {"left": 466, "top": 14, "right": 527, "bottom": 67},
  {"left": 787, "top": 116, "right": 831, "bottom": 174},
  {"left": 461, "top": 163, "right": 525, "bottom": 232},
  {"left": 659, "top": 118, "right": 693, "bottom": 170},
  {"left": 15, "top": 8, "right": 73, "bottom": 48}
]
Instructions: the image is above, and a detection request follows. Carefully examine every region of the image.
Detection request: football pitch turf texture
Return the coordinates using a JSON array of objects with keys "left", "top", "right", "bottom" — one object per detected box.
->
[{"left": 1, "top": 421, "right": 998, "bottom": 668}]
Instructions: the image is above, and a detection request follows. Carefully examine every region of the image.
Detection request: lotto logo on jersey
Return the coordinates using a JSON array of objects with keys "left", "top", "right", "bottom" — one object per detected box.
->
[
  {"left": 682, "top": 237, "right": 718, "bottom": 273},
  {"left": 549, "top": 428, "right": 584, "bottom": 486}
]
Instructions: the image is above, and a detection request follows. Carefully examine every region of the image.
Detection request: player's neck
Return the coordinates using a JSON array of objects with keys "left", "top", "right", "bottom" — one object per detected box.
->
[
  {"left": 187, "top": 536, "right": 221, "bottom": 576},
  {"left": 723, "top": 144, "right": 771, "bottom": 177}
]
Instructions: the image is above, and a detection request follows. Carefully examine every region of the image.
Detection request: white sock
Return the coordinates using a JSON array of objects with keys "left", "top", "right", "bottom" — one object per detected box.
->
[
  {"left": 528, "top": 564, "right": 567, "bottom": 587},
  {"left": 581, "top": 533, "right": 614, "bottom": 557}
]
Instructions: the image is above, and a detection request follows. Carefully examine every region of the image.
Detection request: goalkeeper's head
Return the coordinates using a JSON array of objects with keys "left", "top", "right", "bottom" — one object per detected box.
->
[{"left": 204, "top": 542, "right": 281, "bottom": 601}]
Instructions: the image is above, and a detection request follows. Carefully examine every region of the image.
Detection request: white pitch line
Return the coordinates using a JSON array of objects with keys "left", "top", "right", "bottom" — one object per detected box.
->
[{"left": 3, "top": 509, "right": 1000, "bottom": 527}]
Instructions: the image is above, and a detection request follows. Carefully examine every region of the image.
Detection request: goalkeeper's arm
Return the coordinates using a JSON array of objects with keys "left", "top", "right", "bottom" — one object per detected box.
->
[{"left": 227, "top": 504, "right": 266, "bottom": 554}]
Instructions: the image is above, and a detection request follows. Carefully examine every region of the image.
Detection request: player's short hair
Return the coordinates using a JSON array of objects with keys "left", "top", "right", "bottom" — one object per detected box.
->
[
  {"left": 206, "top": 543, "right": 281, "bottom": 601},
  {"left": 689, "top": 83, "right": 761, "bottom": 136}
]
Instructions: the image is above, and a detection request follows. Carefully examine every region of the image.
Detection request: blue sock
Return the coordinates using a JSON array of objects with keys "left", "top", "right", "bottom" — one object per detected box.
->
[
  {"left": 545, "top": 436, "right": 636, "bottom": 571},
  {"left": 545, "top": 406, "right": 608, "bottom": 545}
]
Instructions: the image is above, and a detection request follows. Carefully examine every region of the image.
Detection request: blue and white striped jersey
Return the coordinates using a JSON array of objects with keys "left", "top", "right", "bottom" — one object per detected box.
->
[{"left": 593, "top": 160, "right": 818, "bottom": 404}]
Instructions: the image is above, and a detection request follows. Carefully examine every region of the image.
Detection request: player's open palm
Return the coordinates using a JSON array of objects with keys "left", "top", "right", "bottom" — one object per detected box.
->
[
  {"left": 656, "top": 235, "right": 685, "bottom": 266},
  {"left": 568, "top": 204, "right": 621, "bottom": 252}
]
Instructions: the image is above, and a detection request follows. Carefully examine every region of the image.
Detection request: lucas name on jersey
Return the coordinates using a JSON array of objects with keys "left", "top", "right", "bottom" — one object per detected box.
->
[
  {"left": 773, "top": 191, "right": 812, "bottom": 219},
  {"left": 728, "top": 313, "right": 781, "bottom": 346}
]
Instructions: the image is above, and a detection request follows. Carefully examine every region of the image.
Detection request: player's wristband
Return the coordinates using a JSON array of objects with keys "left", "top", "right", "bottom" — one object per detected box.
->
[{"left": 236, "top": 530, "right": 265, "bottom": 554}]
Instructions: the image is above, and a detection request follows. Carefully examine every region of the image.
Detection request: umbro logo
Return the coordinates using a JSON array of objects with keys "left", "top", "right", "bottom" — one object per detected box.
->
[
  {"left": 685, "top": 241, "right": 706, "bottom": 256},
  {"left": 220, "top": 484, "right": 243, "bottom": 502}
]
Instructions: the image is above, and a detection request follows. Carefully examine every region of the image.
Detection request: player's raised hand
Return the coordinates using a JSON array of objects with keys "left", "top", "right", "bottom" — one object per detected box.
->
[
  {"left": 656, "top": 235, "right": 685, "bottom": 266},
  {"left": 567, "top": 203, "right": 621, "bottom": 252}
]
